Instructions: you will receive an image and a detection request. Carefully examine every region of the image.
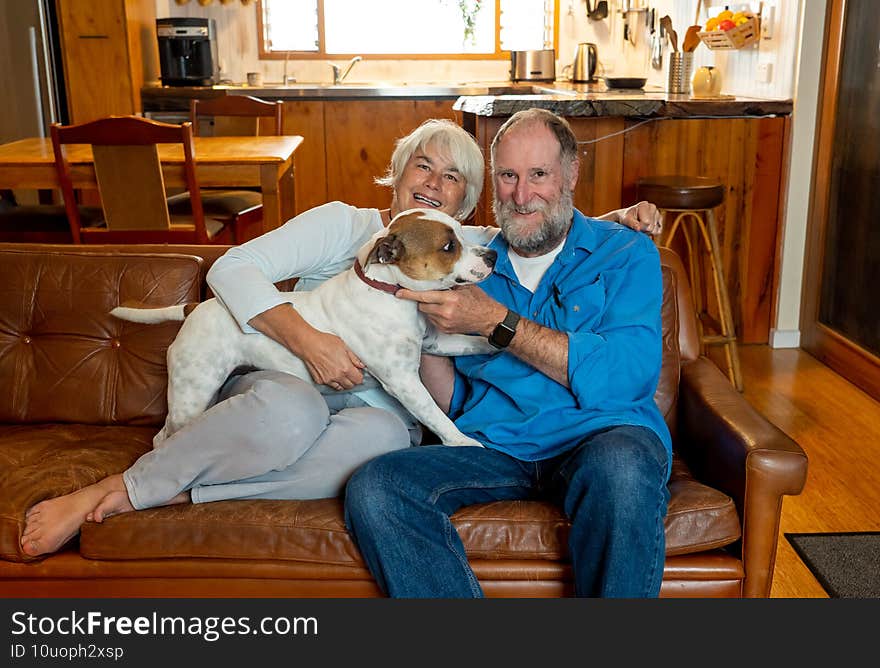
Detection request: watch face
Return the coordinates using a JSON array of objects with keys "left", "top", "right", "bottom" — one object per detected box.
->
[{"left": 489, "top": 323, "right": 515, "bottom": 348}]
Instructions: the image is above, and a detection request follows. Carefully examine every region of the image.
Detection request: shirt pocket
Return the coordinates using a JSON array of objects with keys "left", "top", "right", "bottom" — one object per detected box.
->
[{"left": 544, "top": 275, "right": 606, "bottom": 332}]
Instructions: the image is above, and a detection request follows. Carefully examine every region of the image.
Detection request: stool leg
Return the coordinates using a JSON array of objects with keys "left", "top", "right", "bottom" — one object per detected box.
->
[
  {"left": 664, "top": 211, "right": 706, "bottom": 354},
  {"left": 699, "top": 209, "right": 744, "bottom": 392}
]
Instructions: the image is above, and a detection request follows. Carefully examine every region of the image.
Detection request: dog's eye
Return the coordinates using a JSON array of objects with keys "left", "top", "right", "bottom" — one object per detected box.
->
[{"left": 442, "top": 240, "right": 456, "bottom": 252}]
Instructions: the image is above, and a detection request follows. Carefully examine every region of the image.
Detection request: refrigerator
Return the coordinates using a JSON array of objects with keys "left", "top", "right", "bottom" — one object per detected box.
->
[{"left": 0, "top": 0, "right": 68, "bottom": 145}]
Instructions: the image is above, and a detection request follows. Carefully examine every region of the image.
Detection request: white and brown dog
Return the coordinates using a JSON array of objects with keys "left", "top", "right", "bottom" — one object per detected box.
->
[{"left": 111, "top": 208, "right": 497, "bottom": 448}]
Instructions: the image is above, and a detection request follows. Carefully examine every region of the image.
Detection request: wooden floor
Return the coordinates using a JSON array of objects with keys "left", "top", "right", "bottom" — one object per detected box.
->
[{"left": 734, "top": 345, "right": 880, "bottom": 597}]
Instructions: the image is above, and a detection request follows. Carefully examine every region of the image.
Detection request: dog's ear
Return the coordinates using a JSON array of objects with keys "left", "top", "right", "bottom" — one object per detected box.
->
[{"left": 366, "top": 234, "right": 404, "bottom": 266}]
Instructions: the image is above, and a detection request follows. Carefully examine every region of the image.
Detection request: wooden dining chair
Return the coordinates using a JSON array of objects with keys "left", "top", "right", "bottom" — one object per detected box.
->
[
  {"left": 165, "top": 95, "right": 284, "bottom": 243},
  {"left": 50, "top": 115, "right": 235, "bottom": 245}
]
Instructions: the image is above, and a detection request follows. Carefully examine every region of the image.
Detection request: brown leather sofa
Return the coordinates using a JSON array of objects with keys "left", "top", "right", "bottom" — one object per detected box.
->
[{"left": 0, "top": 243, "right": 808, "bottom": 597}]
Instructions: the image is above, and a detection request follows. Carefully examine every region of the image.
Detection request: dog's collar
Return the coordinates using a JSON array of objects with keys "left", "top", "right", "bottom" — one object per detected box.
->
[{"left": 353, "top": 258, "right": 401, "bottom": 295}]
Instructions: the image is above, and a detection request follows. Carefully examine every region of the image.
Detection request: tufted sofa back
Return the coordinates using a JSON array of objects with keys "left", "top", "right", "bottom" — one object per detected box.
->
[{"left": 0, "top": 244, "right": 698, "bottom": 430}]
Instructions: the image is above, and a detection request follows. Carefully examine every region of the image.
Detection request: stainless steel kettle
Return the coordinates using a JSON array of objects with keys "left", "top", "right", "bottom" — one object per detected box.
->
[{"left": 571, "top": 43, "right": 598, "bottom": 83}]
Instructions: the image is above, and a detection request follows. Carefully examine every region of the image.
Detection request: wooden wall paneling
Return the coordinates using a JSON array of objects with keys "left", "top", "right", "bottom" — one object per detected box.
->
[
  {"left": 622, "top": 117, "right": 784, "bottom": 344},
  {"left": 470, "top": 116, "right": 504, "bottom": 227},
  {"left": 569, "top": 117, "right": 625, "bottom": 219},
  {"left": 323, "top": 99, "right": 457, "bottom": 211},
  {"left": 282, "top": 100, "right": 326, "bottom": 216},
  {"left": 744, "top": 116, "right": 788, "bottom": 343}
]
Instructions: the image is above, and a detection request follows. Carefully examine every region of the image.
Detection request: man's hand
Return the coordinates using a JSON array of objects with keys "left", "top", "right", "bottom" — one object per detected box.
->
[
  {"left": 396, "top": 285, "right": 506, "bottom": 337},
  {"left": 601, "top": 201, "right": 663, "bottom": 237}
]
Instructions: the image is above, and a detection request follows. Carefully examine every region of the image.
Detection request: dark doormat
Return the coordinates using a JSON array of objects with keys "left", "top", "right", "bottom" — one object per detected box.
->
[{"left": 785, "top": 532, "right": 880, "bottom": 598}]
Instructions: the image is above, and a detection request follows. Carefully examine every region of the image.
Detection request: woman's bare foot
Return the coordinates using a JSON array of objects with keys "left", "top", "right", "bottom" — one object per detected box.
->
[
  {"left": 20, "top": 474, "right": 127, "bottom": 557},
  {"left": 88, "top": 490, "right": 135, "bottom": 523},
  {"left": 89, "top": 488, "right": 189, "bottom": 523}
]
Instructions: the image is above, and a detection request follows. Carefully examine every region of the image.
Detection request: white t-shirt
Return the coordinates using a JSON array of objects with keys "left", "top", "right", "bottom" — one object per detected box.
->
[
  {"left": 506, "top": 238, "right": 566, "bottom": 292},
  {"left": 206, "top": 201, "right": 499, "bottom": 428}
]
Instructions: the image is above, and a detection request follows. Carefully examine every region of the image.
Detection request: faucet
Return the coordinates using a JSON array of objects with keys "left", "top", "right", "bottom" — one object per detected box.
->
[{"left": 329, "top": 55, "right": 362, "bottom": 84}]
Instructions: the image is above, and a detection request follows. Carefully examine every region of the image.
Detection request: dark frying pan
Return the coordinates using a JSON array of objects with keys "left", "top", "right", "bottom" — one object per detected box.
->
[{"left": 603, "top": 77, "right": 647, "bottom": 89}]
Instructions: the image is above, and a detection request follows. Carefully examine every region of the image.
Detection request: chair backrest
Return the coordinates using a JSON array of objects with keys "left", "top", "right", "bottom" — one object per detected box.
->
[
  {"left": 50, "top": 115, "right": 209, "bottom": 244},
  {"left": 190, "top": 95, "right": 283, "bottom": 137}
]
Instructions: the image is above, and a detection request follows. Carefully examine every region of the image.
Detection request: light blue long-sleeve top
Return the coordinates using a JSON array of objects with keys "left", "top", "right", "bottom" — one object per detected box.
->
[{"left": 206, "top": 200, "right": 497, "bottom": 432}]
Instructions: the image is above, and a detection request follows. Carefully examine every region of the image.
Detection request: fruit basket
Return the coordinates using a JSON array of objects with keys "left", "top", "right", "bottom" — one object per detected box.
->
[
  {"left": 698, "top": 15, "right": 761, "bottom": 49},
  {"left": 698, "top": 4, "right": 763, "bottom": 50}
]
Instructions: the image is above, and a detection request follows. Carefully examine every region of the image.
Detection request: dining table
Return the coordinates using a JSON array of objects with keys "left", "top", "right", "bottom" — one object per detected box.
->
[{"left": 0, "top": 134, "right": 304, "bottom": 232}]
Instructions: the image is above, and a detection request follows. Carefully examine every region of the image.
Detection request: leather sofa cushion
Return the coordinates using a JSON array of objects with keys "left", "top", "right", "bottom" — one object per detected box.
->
[
  {"left": 0, "top": 424, "right": 154, "bottom": 562},
  {"left": 77, "top": 453, "right": 739, "bottom": 564},
  {"left": 0, "top": 249, "right": 202, "bottom": 426}
]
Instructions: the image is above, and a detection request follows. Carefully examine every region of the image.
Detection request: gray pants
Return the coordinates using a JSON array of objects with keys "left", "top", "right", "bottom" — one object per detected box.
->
[{"left": 123, "top": 370, "right": 415, "bottom": 509}]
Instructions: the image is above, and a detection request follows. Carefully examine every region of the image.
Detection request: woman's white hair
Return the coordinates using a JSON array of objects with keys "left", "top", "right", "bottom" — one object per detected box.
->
[{"left": 375, "top": 119, "right": 484, "bottom": 221}]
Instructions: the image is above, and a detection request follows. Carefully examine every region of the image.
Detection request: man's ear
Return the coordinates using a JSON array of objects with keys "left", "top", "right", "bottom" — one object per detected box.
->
[
  {"left": 365, "top": 234, "right": 404, "bottom": 266},
  {"left": 568, "top": 157, "right": 581, "bottom": 192}
]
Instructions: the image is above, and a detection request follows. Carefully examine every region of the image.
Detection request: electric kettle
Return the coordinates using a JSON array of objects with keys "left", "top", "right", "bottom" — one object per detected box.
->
[{"left": 571, "top": 42, "right": 598, "bottom": 83}]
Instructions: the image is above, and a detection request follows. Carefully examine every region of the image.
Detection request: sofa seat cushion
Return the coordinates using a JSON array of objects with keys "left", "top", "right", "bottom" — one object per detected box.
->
[
  {"left": 79, "top": 453, "right": 740, "bottom": 564},
  {"left": 0, "top": 423, "right": 154, "bottom": 562}
]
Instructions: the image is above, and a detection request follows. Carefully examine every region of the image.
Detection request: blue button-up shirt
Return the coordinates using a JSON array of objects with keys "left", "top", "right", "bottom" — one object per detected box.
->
[{"left": 449, "top": 210, "right": 672, "bottom": 474}]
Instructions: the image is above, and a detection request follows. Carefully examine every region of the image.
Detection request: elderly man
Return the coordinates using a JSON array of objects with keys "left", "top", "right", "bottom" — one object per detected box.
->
[{"left": 344, "top": 108, "right": 672, "bottom": 598}]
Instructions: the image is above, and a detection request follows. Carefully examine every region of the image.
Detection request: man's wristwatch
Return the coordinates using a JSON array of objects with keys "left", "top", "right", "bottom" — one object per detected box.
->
[{"left": 488, "top": 310, "right": 521, "bottom": 349}]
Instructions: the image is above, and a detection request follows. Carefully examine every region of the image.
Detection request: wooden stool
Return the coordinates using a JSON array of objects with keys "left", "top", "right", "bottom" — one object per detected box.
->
[{"left": 636, "top": 175, "right": 743, "bottom": 391}]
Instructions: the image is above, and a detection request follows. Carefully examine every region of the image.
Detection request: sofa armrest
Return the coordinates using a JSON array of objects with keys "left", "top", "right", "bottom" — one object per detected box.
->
[{"left": 677, "top": 356, "right": 808, "bottom": 597}]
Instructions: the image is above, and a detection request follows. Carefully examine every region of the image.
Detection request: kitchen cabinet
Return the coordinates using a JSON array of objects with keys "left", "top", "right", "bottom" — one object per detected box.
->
[
  {"left": 56, "top": 0, "right": 159, "bottom": 123},
  {"left": 282, "top": 99, "right": 458, "bottom": 215}
]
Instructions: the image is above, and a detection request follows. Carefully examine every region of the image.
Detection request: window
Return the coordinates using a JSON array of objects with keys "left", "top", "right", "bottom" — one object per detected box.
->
[{"left": 258, "top": 0, "right": 557, "bottom": 59}]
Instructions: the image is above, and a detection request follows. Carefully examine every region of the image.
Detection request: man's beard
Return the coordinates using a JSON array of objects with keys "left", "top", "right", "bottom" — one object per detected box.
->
[{"left": 494, "top": 187, "right": 574, "bottom": 256}]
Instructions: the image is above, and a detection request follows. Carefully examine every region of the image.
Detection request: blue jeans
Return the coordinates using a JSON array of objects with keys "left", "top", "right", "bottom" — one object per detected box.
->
[{"left": 344, "top": 424, "right": 670, "bottom": 598}]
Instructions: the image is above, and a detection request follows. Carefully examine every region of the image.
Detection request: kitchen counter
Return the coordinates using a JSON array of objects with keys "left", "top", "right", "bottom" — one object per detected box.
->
[
  {"left": 141, "top": 81, "right": 531, "bottom": 110},
  {"left": 142, "top": 80, "right": 792, "bottom": 117},
  {"left": 453, "top": 85, "right": 793, "bottom": 118}
]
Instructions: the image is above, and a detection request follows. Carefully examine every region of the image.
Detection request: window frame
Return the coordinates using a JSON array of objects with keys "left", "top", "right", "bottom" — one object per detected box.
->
[{"left": 256, "top": 0, "right": 559, "bottom": 61}]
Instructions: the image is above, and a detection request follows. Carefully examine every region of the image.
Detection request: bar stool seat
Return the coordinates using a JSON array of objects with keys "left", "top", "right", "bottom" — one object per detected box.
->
[{"left": 637, "top": 175, "right": 743, "bottom": 391}]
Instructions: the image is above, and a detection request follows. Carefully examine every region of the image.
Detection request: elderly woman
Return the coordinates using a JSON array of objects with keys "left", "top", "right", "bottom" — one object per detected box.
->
[{"left": 20, "top": 118, "right": 660, "bottom": 557}]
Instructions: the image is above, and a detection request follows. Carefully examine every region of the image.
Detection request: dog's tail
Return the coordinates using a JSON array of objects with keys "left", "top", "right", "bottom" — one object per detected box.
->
[{"left": 110, "top": 304, "right": 194, "bottom": 324}]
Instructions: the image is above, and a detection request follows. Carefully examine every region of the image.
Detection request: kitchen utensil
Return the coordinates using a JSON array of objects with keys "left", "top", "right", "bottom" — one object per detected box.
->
[
  {"left": 683, "top": 26, "right": 702, "bottom": 52},
  {"left": 586, "top": 0, "right": 608, "bottom": 20},
  {"left": 667, "top": 52, "right": 693, "bottom": 94},
  {"left": 660, "top": 15, "right": 677, "bottom": 52},
  {"left": 604, "top": 76, "right": 647, "bottom": 90},
  {"left": 683, "top": 0, "right": 703, "bottom": 52},
  {"left": 509, "top": 49, "right": 556, "bottom": 82},
  {"left": 651, "top": 29, "right": 664, "bottom": 69},
  {"left": 570, "top": 42, "right": 598, "bottom": 82}
]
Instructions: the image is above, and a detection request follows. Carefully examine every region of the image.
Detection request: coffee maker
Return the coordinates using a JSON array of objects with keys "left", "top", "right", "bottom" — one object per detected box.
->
[{"left": 156, "top": 18, "right": 219, "bottom": 87}]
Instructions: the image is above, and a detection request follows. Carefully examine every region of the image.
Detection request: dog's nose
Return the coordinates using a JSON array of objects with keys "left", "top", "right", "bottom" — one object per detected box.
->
[{"left": 481, "top": 249, "right": 497, "bottom": 268}]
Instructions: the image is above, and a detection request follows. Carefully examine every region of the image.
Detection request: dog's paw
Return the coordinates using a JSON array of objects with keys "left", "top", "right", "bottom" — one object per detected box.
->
[{"left": 444, "top": 435, "right": 484, "bottom": 448}]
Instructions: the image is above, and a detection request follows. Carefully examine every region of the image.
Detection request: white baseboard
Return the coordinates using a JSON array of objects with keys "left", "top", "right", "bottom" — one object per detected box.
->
[{"left": 769, "top": 328, "right": 801, "bottom": 349}]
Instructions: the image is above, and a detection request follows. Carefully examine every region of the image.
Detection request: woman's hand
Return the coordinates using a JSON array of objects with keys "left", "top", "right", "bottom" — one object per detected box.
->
[
  {"left": 249, "top": 303, "right": 365, "bottom": 391},
  {"left": 292, "top": 327, "right": 366, "bottom": 390},
  {"left": 599, "top": 201, "right": 663, "bottom": 237}
]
